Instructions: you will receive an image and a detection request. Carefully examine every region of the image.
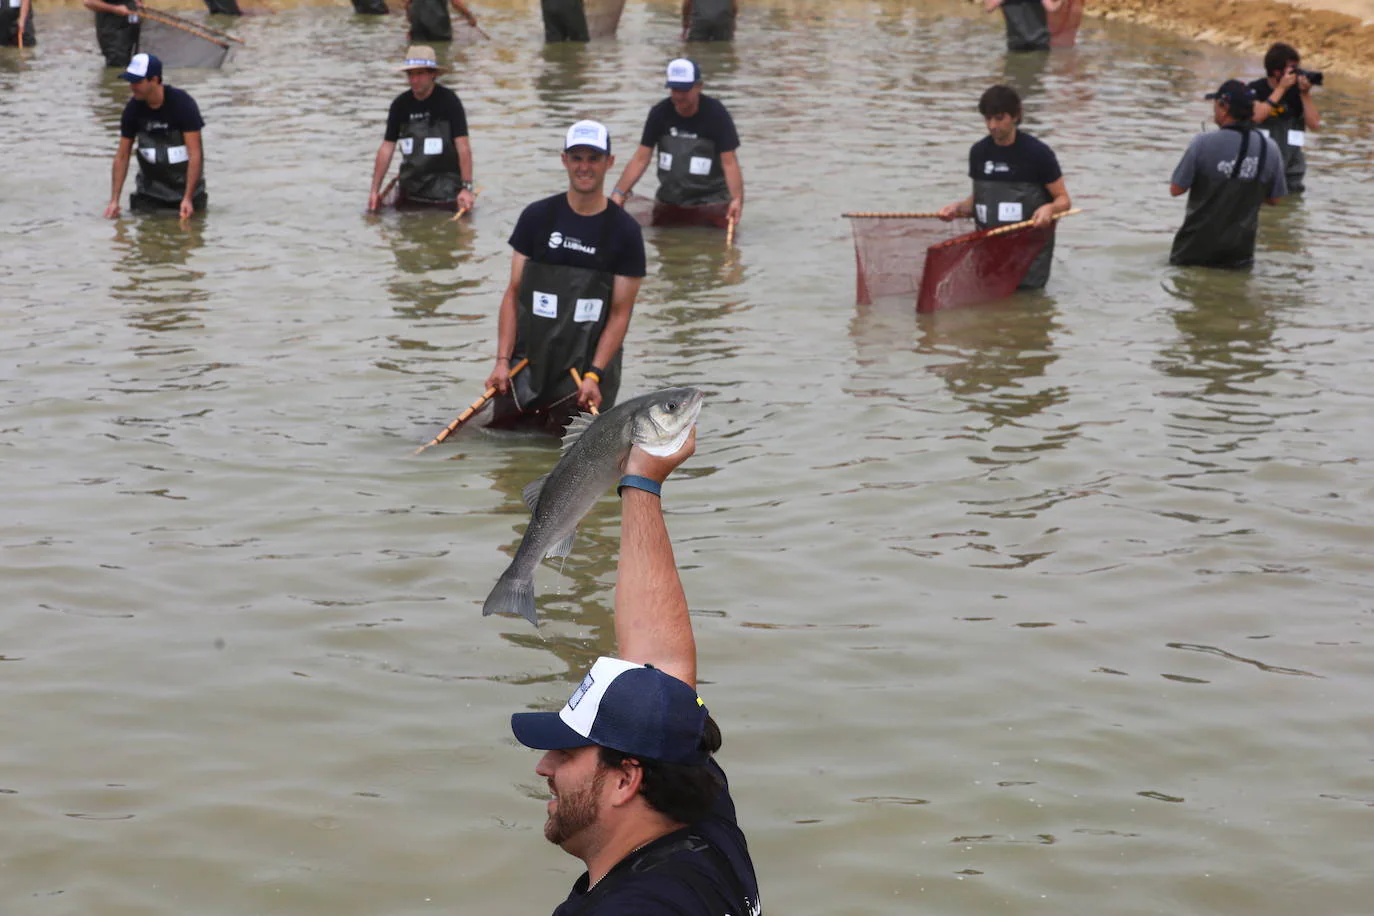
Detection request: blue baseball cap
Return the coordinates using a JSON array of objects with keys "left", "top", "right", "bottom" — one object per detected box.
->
[
  {"left": 511, "top": 657, "right": 710, "bottom": 766},
  {"left": 1204, "top": 79, "right": 1254, "bottom": 107},
  {"left": 665, "top": 58, "right": 702, "bottom": 90},
  {"left": 120, "top": 53, "right": 163, "bottom": 82}
]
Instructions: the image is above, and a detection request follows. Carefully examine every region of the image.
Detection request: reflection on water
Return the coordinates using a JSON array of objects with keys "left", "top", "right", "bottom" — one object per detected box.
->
[
  {"left": 534, "top": 41, "right": 594, "bottom": 121},
  {"left": 111, "top": 217, "right": 209, "bottom": 336},
  {"left": 378, "top": 214, "right": 482, "bottom": 320}
]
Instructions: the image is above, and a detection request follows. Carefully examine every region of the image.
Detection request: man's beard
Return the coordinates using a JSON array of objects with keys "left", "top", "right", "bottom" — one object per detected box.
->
[{"left": 545, "top": 766, "right": 605, "bottom": 847}]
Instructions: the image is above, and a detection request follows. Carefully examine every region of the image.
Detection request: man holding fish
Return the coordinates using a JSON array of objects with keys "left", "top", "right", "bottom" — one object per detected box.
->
[
  {"left": 489, "top": 401, "right": 762, "bottom": 914},
  {"left": 485, "top": 120, "right": 646, "bottom": 434}
]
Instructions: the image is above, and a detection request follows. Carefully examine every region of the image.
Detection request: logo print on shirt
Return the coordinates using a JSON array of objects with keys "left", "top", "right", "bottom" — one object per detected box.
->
[
  {"left": 547, "top": 232, "right": 598, "bottom": 255},
  {"left": 548, "top": 231, "right": 563, "bottom": 249},
  {"left": 984, "top": 161, "right": 1011, "bottom": 175}
]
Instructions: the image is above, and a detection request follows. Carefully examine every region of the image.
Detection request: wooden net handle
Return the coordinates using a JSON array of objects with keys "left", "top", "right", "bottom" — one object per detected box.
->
[
  {"left": 413, "top": 358, "right": 528, "bottom": 454},
  {"left": 984, "top": 207, "right": 1082, "bottom": 238}
]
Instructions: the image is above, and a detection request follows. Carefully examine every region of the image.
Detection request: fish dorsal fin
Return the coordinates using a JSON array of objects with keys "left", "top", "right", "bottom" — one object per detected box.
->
[
  {"left": 544, "top": 530, "right": 576, "bottom": 559},
  {"left": 560, "top": 415, "right": 596, "bottom": 456},
  {"left": 521, "top": 474, "right": 548, "bottom": 513}
]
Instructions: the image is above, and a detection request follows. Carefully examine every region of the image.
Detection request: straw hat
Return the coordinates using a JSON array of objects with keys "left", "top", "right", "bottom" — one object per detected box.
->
[{"left": 397, "top": 46, "right": 451, "bottom": 74}]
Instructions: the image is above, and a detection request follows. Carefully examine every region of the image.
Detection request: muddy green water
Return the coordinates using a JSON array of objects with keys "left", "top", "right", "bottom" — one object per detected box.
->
[{"left": 3, "top": 1, "right": 1373, "bottom": 913}]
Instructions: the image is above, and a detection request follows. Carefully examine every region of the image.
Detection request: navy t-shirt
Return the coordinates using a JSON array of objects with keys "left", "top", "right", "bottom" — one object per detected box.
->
[
  {"left": 550, "top": 760, "right": 760, "bottom": 916},
  {"left": 1246, "top": 78, "right": 1305, "bottom": 122},
  {"left": 640, "top": 95, "right": 740, "bottom": 154},
  {"left": 968, "top": 130, "right": 1062, "bottom": 185},
  {"left": 384, "top": 83, "right": 468, "bottom": 142},
  {"left": 509, "top": 194, "right": 647, "bottom": 278},
  {"left": 119, "top": 86, "right": 205, "bottom": 140}
]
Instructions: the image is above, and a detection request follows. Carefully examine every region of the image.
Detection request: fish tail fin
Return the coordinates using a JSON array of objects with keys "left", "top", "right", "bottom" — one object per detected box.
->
[{"left": 482, "top": 570, "right": 538, "bottom": 626}]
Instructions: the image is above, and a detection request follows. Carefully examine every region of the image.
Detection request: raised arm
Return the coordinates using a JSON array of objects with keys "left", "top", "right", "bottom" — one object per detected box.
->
[{"left": 616, "top": 429, "right": 698, "bottom": 688}]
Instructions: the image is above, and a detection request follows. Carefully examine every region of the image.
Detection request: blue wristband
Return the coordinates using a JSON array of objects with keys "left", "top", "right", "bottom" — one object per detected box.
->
[{"left": 617, "top": 475, "right": 662, "bottom": 498}]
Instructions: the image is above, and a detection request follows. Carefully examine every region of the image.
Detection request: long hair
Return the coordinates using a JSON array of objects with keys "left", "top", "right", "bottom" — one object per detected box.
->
[{"left": 599, "top": 715, "right": 723, "bottom": 824}]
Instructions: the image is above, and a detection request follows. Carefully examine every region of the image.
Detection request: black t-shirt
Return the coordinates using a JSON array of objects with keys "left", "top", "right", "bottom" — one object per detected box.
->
[
  {"left": 119, "top": 86, "right": 205, "bottom": 140},
  {"left": 550, "top": 760, "right": 760, "bottom": 916},
  {"left": 1246, "top": 78, "right": 1305, "bottom": 122},
  {"left": 384, "top": 83, "right": 469, "bottom": 142},
  {"left": 640, "top": 96, "right": 740, "bottom": 154},
  {"left": 968, "top": 130, "right": 1062, "bottom": 185},
  {"left": 509, "top": 194, "right": 647, "bottom": 278}
]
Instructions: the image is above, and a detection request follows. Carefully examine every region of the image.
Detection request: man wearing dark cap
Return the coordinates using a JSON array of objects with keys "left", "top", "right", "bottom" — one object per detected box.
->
[
  {"left": 510, "top": 429, "right": 762, "bottom": 915},
  {"left": 485, "top": 121, "right": 645, "bottom": 430},
  {"left": 367, "top": 45, "right": 476, "bottom": 212},
  {"left": 1248, "top": 42, "right": 1321, "bottom": 194},
  {"left": 104, "top": 54, "right": 208, "bottom": 219},
  {"left": 1169, "top": 80, "right": 1286, "bottom": 268},
  {"left": 609, "top": 59, "right": 745, "bottom": 228}
]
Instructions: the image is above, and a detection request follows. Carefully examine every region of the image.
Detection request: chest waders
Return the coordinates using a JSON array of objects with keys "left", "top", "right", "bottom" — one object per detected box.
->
[
  {"left": 95, "top": 0, "right": 139, "bottom": 68},
  {"left": 1170, "top": 125, "right": 1269, "bottom": 268},
  {"left": 555, "top": 832, "right": 751, "bottom": 916},
  {"left": 541, "top": 0, "right": 588, "bottom": 41},
  {"left": 408, "top": 0, "right": 451, "bottom": 42},
  {"left": 1258, "top": 101, "right": 1307, "bottom": 193},
  {"left": 1002, "top": 0, "right": 1049, "bottom": 51},
  {"left": 973, "top": 176, "right": 1053, "bottom": 289},
  {"left": 203, "top": 0, "right": 242, "bottom": 14},
  {"left": 511, "top": 205, "right": 621, "bottom": 419},
  {"left": 397, "top": 116, "right": 461, "bottom": 205},
  {"left": 2, "top": 0, "right": 36, "bottom": 47},
  {"left": 131, "top": 125, "right": 207, "bottom": 211},
  {"left": 686, "top": 0, "right": 734, "bottom": 41},
  {"left": 656, "top": 131, "right": 729, "bottom": 207},
  {"left": 350, "top": 0, "right": 388, "bottom": 14}
]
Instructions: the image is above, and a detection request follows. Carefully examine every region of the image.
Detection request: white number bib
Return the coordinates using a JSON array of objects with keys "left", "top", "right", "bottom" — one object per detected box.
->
[
  {"left": 166, "top": 145, "right": 189, "bottom": 165},
  {"left": 8, "top": 0, "right": 21, "bottom": 9},
  {"left": 423, "top": 137, "right": 444, "bottom": 155},
  {"left": 140, "top": 147, "right": 157, "bottom": 163},
  {"left": 975, "top": 203, "right": 988, "bottom": 223},
  {"left": 688, "top": 156, "right": 712, "bottom": 176},
  {"left": 1287, "top": 129, "right": 1306, "bottom": 147},
  {"left": 398, "top": 138, "right": 414, "bottom": 155},
  {"left": 574, "top": 298, "right": 604, "bottom": 323},
  {"left": 658, "top": 151, "right": 673, "bottom": 170},
  {"left": 532, "top": 292, "right": 558, "bottom": 319},
  {"left": 997, "top": 201, "right": 1023, "bottom": 223}
]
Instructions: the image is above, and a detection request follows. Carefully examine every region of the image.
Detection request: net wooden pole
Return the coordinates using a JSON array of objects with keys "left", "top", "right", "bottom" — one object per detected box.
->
[
  {"left": 413, "top": 358, "right": 528, "bottom": 454},
  {"left": 983, "top": 207, "right": 1082, "bottom": 238},
  {"left": 569, "top": 368, "right": 598, "bottom": 415}
]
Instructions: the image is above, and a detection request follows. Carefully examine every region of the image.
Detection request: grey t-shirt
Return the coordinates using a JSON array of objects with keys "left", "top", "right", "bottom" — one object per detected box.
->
[{"left": 1171, "top": 127, "right": 1287, "bottom": 199}]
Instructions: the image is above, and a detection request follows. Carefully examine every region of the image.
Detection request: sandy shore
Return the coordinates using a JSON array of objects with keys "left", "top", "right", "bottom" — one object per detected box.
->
[{"left": 1086, "top": 0, "right": 1374, "bottom": 82}]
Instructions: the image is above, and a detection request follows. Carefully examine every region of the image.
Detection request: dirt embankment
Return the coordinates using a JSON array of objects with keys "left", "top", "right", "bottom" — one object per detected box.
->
[{"left": 1087, "top": 0, "right": 1374, "bottom": 82}]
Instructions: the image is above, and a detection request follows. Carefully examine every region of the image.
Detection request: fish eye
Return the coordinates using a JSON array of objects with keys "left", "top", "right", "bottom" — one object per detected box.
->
[{"left": 666, "top": 402, "right": 677, "bottom": 411}]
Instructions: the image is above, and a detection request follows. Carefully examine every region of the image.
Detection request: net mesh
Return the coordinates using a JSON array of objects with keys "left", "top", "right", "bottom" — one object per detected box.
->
[
  {"left": 140, "top": 8, "right": 236, "bottom": 68},
  {"left": 1048, "top": 0, "right": 1085, "bottom": 48},
  {"left": 583, "top": 0, "right": 626, "bottom": 38},
  {"left": 916, "top": 224, "right": 1054, "bottom": 313},
  {"left": 847, "top": 216, "right": 972, "bottom": 305}
]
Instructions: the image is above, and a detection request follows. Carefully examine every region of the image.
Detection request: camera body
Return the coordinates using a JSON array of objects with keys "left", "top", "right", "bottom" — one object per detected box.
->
[{"left": 1295, "top": 67, "right": 1324, "bottom": 86}]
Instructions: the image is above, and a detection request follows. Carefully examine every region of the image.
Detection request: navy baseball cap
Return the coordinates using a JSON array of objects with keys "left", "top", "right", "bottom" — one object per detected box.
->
[
  {"left": 511, "top": 657, "right": 710, "bottom": 766},
  {"left": 121, "top": 53, "right": 163, "bottom": 82},
  {"left": 1204, "top": 79, "right": 1253, "bottom": 106},
  {"left": 665, "top": 58, "right": 702, "bottom": 90}
]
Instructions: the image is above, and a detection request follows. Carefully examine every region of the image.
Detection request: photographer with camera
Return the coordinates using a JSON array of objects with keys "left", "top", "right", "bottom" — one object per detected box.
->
[{"left": 1248, "top": 42, "right": 1321, "bottom": 194}]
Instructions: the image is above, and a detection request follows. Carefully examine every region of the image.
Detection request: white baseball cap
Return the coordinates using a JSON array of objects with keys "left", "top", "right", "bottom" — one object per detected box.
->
[
  {"left": 665, "top": 58, "right": 702, "bottom": 90},
  {"left": 564, "top": 119, "right": 611, "bottom": 154}
]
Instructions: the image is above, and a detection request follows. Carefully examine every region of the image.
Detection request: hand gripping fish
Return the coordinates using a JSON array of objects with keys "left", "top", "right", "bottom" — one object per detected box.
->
[{"left": 482, "top": 387, "right": 704, "bottom": 625}]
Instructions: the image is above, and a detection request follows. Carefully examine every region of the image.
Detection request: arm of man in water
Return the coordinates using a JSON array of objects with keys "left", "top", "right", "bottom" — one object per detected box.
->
[
  {"left": 485, "top": 250, "right": 525, "bottom": 394},
  {"left": 1041, "top": 0, "right": 1063, "bottom": 12},
  {"left": 455, "top": 135, "right": 475, "bottom": 210},
  {"left": 610, "top": 144, "right": 654, "bottom": 204},
  {"left": 450, "top": 0, "right": 478, "bottom": 24},
  {"left": 105, "top": 136, "right": 135, "bottom": 219},
  {"left": 983, "top": 0, "right": 1003, "bottom": 11},
  {"left": 368, "top": 140, "right": 396, "bottom": 212},
  {"left": 616, "top": 429, "right": 698, "bottom": 689},
  {"left": 680, "top": 0, "right": 691, "bottom": 38},
  {"left": 578, "top": 274, "right": 640, "bottom": 409},
  {"left": 180, "top": 130, "right": 203, "bottom": 220},
  {"left": 1032, "top": 176, "right": 1070, "bottom": 228},
  {"left": 722, "top": 150, "right": 744, "bottom": 225},
  {"left": 939, "top": 194, "right": 974, "bottom": 220}
]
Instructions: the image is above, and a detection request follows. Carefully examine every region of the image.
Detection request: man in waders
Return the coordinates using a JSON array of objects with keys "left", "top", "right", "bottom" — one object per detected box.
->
[
  {"left": 484, "top": 121, "right": 645, "bottom": 432},
  {"left": 367, "top": 46, "right": 476, "bottom": 213},
  {"left": 681, "top": 0, "right": 736, "bottom": 41},
  {"left": 1248, "top": 42, "right": 1321, "bottom": 194},
  {"left": 1, "top": 0, "right": 35, "bottom": 48},
  {"left": 937, "top": 84, "right": 1071, "bottom": 289},
  {"left": 82, "top": 0, "right": 139, "bottom": 68},
  {"left": 609, "top": 59, "right": 745, "bottom": 229},
  {"left": 509, "top": 429, "right": 762, "bottom": 916},
  {"left": 104, "top": 54, "right": 207, "bottom": 220},
  {"left": 1169, "top": 80, "right": 1286, "bottom": 269},
  {"left": 984, "top": 0, "right": 1062, "bottom": 51},
  {"left": 404, "top": 0, "right": 479, "bottom": 43},
  {"left": 541, "top": 0, "right": 589, "bottom": 42}
]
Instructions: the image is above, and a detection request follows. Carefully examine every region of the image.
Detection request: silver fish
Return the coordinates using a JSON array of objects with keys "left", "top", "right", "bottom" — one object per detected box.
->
[{"left": 482, "top": 386, "right": 704, "bottom": 625}]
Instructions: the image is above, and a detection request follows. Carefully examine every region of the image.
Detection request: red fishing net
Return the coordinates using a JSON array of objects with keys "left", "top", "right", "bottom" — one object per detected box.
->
[
  {"left": 846, "top": 215, "right": 972, "bottom": 305},
  {"left": 583, "top": 0, "right": 626, "bottom": 38},
  {"left": 1048, "top": 0, "right": 1085, "bottom": 48},
  {"left": 916, "top": 223, "right": 1054, "bottom": 313}
]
